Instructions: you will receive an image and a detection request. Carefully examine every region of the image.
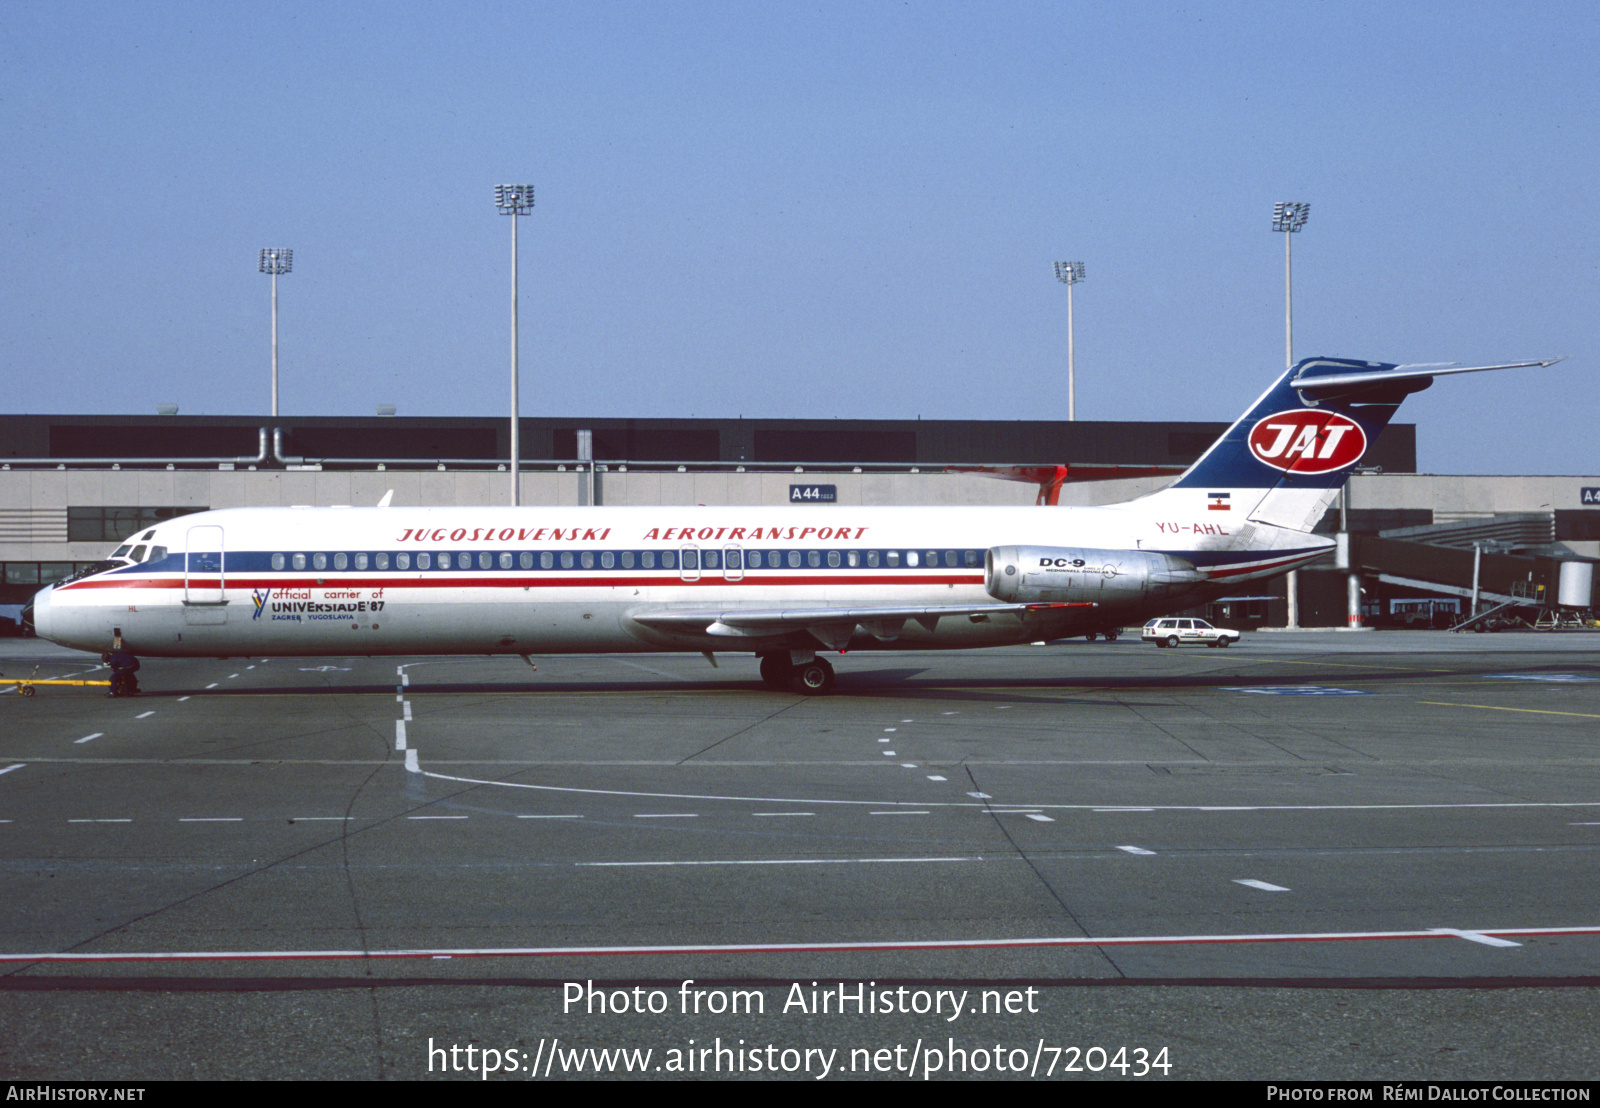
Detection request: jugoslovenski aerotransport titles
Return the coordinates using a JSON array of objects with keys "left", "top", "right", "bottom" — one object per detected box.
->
[{"left": 28, "top": 357, "right": 1558, "bottom": 694}]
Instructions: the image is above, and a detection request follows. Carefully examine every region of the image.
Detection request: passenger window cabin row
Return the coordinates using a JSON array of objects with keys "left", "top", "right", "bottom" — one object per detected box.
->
[{"left": 262, "top": 548, "right": 984, "bottom": 572}]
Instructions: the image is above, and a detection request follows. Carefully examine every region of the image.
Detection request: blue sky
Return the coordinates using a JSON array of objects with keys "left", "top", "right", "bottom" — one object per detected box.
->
[{"left": 4, "top": 1, "right": 1595, "bottom": 473}]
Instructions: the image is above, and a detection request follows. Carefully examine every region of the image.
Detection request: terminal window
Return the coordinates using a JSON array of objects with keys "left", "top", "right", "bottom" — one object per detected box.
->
[{"left": 68, "top": 506, "right": 207, "bottom": 543}]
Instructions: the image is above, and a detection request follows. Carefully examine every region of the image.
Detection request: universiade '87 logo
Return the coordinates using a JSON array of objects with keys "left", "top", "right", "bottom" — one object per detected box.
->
[{"left": 1246, "top": 410, "right": 1367, "bottom": 474}]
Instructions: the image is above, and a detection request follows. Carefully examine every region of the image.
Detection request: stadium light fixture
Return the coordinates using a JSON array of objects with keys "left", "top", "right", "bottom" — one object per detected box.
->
[
  {"left": 1054, "top": 261, "right": 1086, "bottom": 421},
  {"left": 1271, "top": 203, "right": 1311, "bottom": 629},
  {"left": 494, "top": 186, "right": 535, "bottom": 506},
  {"left": 258, "top": 248, "right": 293, "bottom": 417},
  {"left": 1271, "top": 203, "right": 1310, "bottom": 368}
]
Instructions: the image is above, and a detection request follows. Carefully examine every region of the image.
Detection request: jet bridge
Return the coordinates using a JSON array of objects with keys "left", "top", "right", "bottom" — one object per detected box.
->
[{"left": 1344, "top": 526, "right": 1594, "bottom": 631}]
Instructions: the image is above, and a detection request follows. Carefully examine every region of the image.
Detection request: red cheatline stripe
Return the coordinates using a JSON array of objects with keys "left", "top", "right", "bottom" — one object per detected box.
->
[
  {"left": 62, "top": 573, "right": 988, "bottom": 591},
  {"left": 1204, "top": 553, "right": 1321, "bottom": 579}
]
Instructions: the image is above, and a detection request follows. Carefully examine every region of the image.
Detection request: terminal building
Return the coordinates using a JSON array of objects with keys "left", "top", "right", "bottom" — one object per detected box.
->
[{"left": 2, "top": 412, "right": 1596, "bottom": 631}]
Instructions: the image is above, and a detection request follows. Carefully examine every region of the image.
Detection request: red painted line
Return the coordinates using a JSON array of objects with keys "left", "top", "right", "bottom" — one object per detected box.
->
[{"left": 1, "top": 925, "right": 1592, "bottom": 963}]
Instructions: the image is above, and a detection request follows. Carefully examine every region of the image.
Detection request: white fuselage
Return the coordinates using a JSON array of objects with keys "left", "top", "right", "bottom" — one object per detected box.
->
[{"left": 32, "top": 500, "right": 1313, "bottom": 659}]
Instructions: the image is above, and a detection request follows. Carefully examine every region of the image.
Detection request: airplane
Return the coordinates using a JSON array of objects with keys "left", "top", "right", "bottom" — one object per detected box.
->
[{"left": 27, "top": 357, "right": 1557, "bottom": 694}]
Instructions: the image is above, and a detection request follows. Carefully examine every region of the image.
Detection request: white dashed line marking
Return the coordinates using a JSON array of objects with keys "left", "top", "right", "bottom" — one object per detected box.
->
[
  {"left": 1096, "top": 808, "right": 1155, "bottom": 813},
  {"left": 1118, "top": 845, "right": 1157, "bottom": 855},
  {"left": 1235, "top": 879, "right": 1290, "bottom": 892},
  {"left": 613, "top": 659, "right": 692, "bottom": 681},
  {"left": 967, "top": 792, "right": 991, "bottom": 799},
  {"left": 1433, "top": 928, "right": 1521, "bottom": 948},
  {"left": 75, "top": 734, "right": 103, "bottom": 745},
  {"left": 205, "top": 683, "right": 218, "bottom": 689},
  {"left": 179, "top": 818, "right": 243, "bottom": 823},
  {"left": 395, "top": 721, "right": 407, "bottom": 750},
  {"left": 870, "top": 811, "right": 929, "bottom": 816},
  {"left": 135, "top": 711, "right": 155, "bottom": 719},
  {"left": 635, "top": 813, "right": 699, "bottom": 819},
  {"left": 402, "top": 701, "right": 412, "bottom": 721},
  {"left": 404, "top": 750, "right": 419, "bottom": 774},
  {"left": 517, "top": 815, "right": 584, "bottom": 820},
  {"left": 926, "top": 775, "right": 947, "bottom": 782},
  {"left": 882, "top": 751, "right": 896, "bottom": 756},
  {"left": 408, "top": 815, "right": 468, "bottom": 820},
  {"left": 1025, "top": 814, "right": 1056, "bottom": 822},
  {"left": 68, "top": 819, "right": 131, "bottom": 824},
  {"left": 177, "top": 696, "right": 190, "bottom": 702},
  {"left": 753, "top": 812, "right": 814, "bottom": 818}
]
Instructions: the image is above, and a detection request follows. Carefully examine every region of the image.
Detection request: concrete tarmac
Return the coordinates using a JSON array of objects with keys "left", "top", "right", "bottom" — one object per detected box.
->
[{"left": 2, "top": 631, "right": 1598, "bottom": 1081}]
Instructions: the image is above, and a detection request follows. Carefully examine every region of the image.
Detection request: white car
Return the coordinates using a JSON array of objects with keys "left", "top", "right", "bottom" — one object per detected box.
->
[{"left": 1142, "top": 617, "right": 1241, "bottom": 648}]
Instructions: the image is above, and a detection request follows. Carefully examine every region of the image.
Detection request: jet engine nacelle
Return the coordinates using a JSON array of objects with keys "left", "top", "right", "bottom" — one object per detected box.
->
[{"left": 985, "top": 545, "right": 1204, "bottom": 605}]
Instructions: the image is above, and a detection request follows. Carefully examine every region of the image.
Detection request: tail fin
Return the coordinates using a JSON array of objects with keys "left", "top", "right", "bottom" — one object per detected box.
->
[{"left": 1136, "top": 357, "right": 1557, "bottom": 533}]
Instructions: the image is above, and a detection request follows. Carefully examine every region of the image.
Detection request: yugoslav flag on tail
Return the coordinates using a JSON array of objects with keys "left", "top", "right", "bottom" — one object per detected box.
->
[{"left": 1138, "top": 356, "right": 1561, "bottom": 536}]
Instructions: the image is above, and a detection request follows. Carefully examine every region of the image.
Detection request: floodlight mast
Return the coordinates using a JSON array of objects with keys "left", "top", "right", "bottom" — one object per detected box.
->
[
  {"left": 258, "top": 249, "right": 293, "bottom": 417},
  {"left": 494, "top": 185, "right": 535, "bottom": 506},
  {"left": 1053, "top": 261, "right": 1086, "bottom": 420},
  {"left": 1271, "top": 202, "right": 1309, "bottom": 368},
  {"left": 1271, "top": 203, "right": 1310, "bottom": 631}
]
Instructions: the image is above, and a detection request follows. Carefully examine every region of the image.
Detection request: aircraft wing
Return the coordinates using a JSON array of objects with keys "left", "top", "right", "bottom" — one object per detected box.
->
[{"left": 631, "top": 601, "right": 1092, "bottom": 649}]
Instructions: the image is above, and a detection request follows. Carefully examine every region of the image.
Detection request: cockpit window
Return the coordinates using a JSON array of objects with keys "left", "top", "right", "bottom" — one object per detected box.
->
[
  {"left": 112, "top": 545, "right": 132, "bottom": 559},
  {"left": 59, "top": 561, "right": 119, "bottom": 586},
  {"left": 130, "top": 545, "right": 148, "bottom": 562}
]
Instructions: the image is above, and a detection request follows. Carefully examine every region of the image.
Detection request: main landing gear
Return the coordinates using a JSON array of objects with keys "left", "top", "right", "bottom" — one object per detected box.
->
[{"left": 758, "top": 653, "right": 836, "bottom": 695}]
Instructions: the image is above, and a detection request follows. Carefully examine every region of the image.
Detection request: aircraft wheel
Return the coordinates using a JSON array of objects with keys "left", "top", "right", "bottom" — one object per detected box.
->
[
  {"left": 789, "top": 658, "right": 835, "bottom": 695},
  {"left": 758, "top": 654, "right": 793, "bottom": 689},
  {"left": 20, "top": 685, "right": 35, "bottom": 697},
  {"left": 1166, "top": 635, "right": 1181, "bottom": 648}
]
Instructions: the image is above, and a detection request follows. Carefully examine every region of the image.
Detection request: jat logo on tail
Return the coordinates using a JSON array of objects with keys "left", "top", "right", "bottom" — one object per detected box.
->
[{"left": 1247, "top": 410, "right": 1367, "bottom": 474}]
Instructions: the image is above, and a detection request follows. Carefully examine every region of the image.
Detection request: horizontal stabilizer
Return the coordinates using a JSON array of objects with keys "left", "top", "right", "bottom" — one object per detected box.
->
[{"left": 1290, "top": 358, "right": 1562, "bottom": 400}]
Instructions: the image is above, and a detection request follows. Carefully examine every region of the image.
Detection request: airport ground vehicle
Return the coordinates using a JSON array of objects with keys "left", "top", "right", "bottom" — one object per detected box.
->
[{"left": 1142, "top": 617, "right": 1240, "bottom": 648}]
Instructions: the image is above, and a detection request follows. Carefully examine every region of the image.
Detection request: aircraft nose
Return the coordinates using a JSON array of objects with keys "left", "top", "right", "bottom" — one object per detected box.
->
[{"left": 28, "top": 584, "right": 54, "bottom": 642}]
